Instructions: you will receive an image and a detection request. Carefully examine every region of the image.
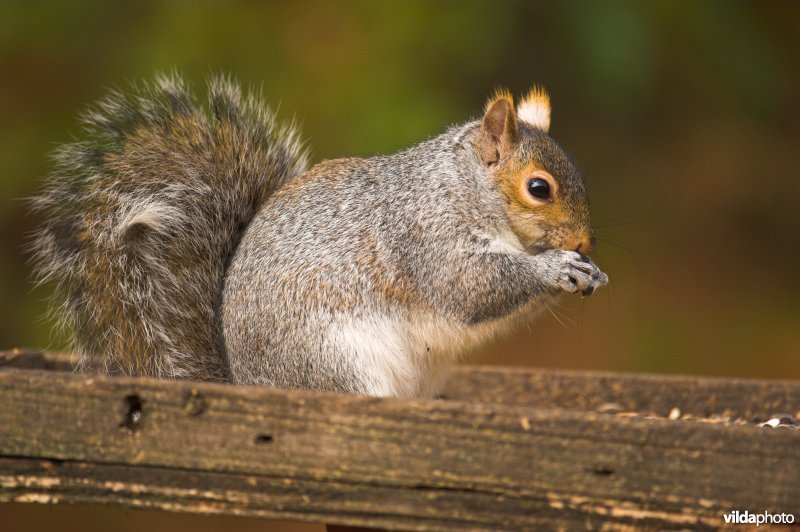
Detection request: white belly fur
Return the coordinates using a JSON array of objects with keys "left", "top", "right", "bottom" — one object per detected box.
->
[{"left": 331, "top": 311, "right": 519, "bottom": 398}]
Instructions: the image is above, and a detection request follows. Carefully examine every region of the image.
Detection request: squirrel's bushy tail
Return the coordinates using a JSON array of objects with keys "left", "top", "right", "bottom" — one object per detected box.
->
[{"left": 30, "top": 73, "right": 308, "bottom": 380}]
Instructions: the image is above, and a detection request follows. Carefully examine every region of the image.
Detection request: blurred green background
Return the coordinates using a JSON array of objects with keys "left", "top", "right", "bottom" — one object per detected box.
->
[{"left": 1, "top": 0, "right": 799, "bottom": 529}]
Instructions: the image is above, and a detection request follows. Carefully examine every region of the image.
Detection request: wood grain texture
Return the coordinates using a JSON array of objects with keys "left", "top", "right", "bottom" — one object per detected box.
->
[
  {"left": 1, "top": 349, "right": 799, "bottom": 530},
  {"left": 5, "top": 349, "right": 798, "bottom": 418},
  {"left": 446, "top": 365, "right": 800, "bottom": 420}
]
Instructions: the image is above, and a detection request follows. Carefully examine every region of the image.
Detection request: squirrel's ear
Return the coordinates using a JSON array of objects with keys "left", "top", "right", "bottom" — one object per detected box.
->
[
  {"left": 480, "top": 89, "right": 519, "bottom": 166},
  {"left": 517, "top": 86, "right": 551, "bottom": 132}
]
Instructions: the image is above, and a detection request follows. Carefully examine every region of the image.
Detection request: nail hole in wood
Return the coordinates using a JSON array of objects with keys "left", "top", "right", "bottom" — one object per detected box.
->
[
  {"left": 592, "top": 466, "right": 614, "bottom": 476},
  {"left": 120, "top": 394, "right": 143, "bottom": 432},
  {"left": 254, "top": 434, "right": 274, "bottom": 444}
]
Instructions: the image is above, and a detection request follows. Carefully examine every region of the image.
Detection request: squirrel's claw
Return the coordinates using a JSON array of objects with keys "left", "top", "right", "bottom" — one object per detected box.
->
[{"left": 540, "top": 249, "right": 608, "bottom": 297}]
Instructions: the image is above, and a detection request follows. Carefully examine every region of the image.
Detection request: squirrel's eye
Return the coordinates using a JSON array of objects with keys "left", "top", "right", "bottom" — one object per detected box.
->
[{"left": 527, "top": 178, "right": 551, "bottom": 200}]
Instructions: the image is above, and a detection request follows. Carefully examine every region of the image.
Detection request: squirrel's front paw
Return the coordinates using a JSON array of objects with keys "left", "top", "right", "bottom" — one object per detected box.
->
[{"left": 540, "top": 250, "right": 608, "bottom": 297}]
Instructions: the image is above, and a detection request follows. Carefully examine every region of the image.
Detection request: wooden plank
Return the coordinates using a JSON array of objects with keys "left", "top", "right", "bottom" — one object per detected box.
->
[
  {"left": 5, "top": 348, "right": 798, "bottom": 420},
  {"left": 1, "top": 361, "right": 799, "bottom": 530},
  {"left": 446, "top": 365, "right": 800, "bottom": 420}
]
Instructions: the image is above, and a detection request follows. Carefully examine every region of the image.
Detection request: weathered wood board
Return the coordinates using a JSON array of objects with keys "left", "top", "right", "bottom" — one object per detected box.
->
[{"left": 1, "top": 349, "right": 798, "bottom": 530}]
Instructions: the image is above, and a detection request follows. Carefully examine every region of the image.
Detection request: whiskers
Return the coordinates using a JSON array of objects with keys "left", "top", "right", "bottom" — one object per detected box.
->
[
  {"left": 593, "top": 232, "right": 633, "bottom": 255},
  {"left": 584, "top": 246, "right": 616, "bottom": 310},
  {"left": 592, "top": 216, "right": 638, "bottom": 230},
  {"left": 544, "top": 300, "right": 575, "bottom": 330}
]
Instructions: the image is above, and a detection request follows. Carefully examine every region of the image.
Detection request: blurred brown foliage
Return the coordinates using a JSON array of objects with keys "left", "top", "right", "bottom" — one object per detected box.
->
[{"left": 1, "top": 1, "right": 799, "bottom": 529}]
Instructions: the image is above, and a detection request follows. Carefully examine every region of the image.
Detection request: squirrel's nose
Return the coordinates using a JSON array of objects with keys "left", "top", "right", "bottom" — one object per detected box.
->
[{"left": 572, "top": 235, "right": 596, "bottom": 255}]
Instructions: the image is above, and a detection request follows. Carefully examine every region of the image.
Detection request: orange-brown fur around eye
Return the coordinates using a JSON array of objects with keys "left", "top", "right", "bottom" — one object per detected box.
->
[
  {"left": 491, "top": 162, "right": 571, "bottom": 250},
  {"left": 481, "top": 89, "right": 594, "bottom": 254}
]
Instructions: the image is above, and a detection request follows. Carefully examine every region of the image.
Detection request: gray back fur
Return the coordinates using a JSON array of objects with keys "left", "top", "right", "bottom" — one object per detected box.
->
[{"left": 222, "top": 121, "right": 512, "bottom": 395}]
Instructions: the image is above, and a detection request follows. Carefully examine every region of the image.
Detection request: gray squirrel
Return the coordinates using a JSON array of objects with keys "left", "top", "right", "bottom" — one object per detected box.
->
[{"left": 31, "top": 74, "right": 608, "bottom": 398}]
